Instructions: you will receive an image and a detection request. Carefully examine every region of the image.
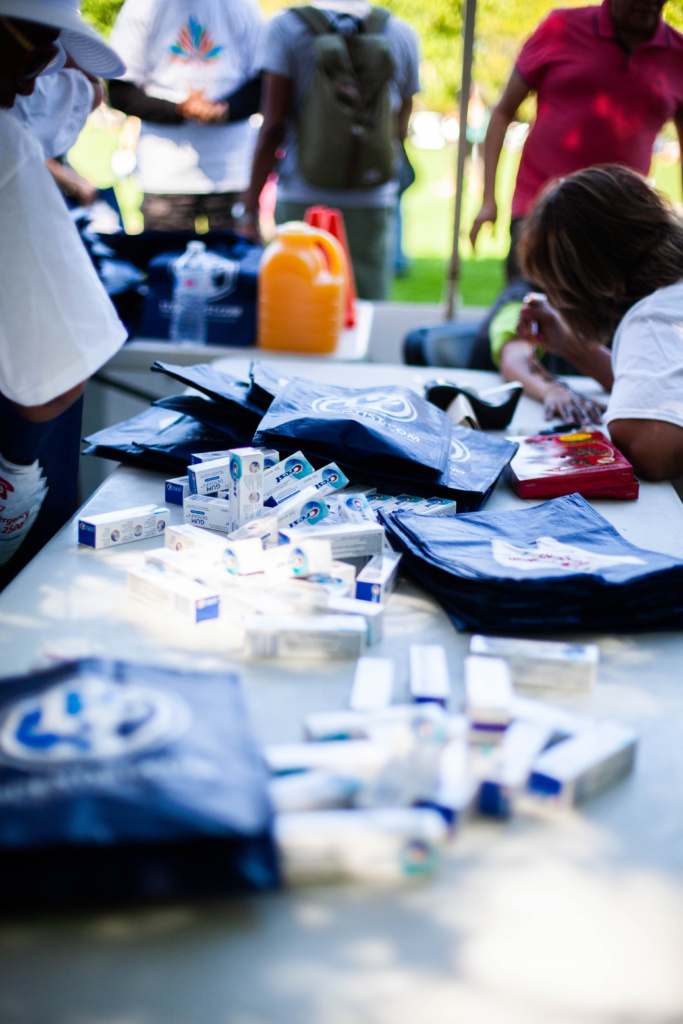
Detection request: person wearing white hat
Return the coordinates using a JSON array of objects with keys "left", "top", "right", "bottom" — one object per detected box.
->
[{"left": 0, "top": 2, "right": 127, "bottom": 587}]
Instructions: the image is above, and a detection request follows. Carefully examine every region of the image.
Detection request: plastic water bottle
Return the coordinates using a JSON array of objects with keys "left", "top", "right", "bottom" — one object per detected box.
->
[{"left": 169, "top": 240, "right": 213, "bottom": 344}]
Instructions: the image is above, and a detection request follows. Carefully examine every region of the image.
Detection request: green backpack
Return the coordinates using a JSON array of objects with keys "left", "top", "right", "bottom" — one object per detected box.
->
[{"left": 291, "top": 5, "right": 397, "bottom": 190}]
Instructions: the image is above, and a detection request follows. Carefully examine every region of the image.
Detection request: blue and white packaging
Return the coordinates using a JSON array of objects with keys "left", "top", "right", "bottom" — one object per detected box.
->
[
  {"left": 263, "top": 451, "right": 314, "bottom": 503},
  {"left": 420, "top": 497, "right": 458, "bottom": 517},
  {"left": 477, "top": 720, "right": 555, "bottom": 818},
  {"left": 244, "top": 614, "right": 366, "bottom": 659},
  {"left": 228, "top": 511, "right": 279, "bottom": 547},
  {"left": 288, "top": 538, "right": 333, "bottom": 577},
  {"left": 409, "top": 644, "right": 450, "bottom": 707},
  {"left": 188, "top": 455, "right": 232, "bottom": 497},
  {"left": 229, "top": 447, "right": 264, "bottom": 530},
  {"left": 183, "top": 494, "right": 232, "bottom": 532},
  {"left": 225, "top": 537, "right": 266, "bottom": 575},
  {"left": 327, "top": 596, "right": 385, "bottom": 645},
  {"left": 469, "top": 635, "right": 599, "bottom": 693},
  {"left": 128, "top": 565, "right": 220, "bottom": 623},
  {"left": 268, "top": 771, "right": 360, "bottom": 813},
  {"left": 190, "top": 449, "right": 234, "bottom": 465},
  {"left": 165, "top": 475, "right": 190, "bottom": 506},
  {"left": 305, "top": 463, "right": 349, "bottom": 498},
  {"left": 78, "top": 504, "right": 168, "bottom": 549},
  {"left": 465, "top": 655, "right": 513, "bottom": 741},
  {"left": 355, "top": 551, "right": 402, "bottom": 603},
  {"left": 349, "top": 657, "right": 394, "bottom": 710},
  {"left": 285, "top": 521, "right": 384, "bottom": 560},
  {"left": 528, "top": 721, "right": 638, "bottom": 805},
  {"left": 165, "top": 522, "right": 228, "bottom": 564},
  {"left": 336, "top": 492, "right": 376, "bottom": 523},
  {"left": 275, "top": 486, "right": 330, "bottom": 530}
]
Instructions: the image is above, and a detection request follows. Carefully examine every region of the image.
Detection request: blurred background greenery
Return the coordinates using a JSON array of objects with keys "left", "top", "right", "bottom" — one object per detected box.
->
[{"left": 75, "top": 0, "right": 683, "bottom": 308}]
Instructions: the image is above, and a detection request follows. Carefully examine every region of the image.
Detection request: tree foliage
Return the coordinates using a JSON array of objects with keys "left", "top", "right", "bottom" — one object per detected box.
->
[{"left": 83, "top": 0, "right": 683, "bottom": 111}]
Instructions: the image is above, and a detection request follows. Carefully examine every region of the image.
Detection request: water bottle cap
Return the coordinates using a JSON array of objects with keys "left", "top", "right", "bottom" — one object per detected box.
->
[{"left": 187, "top": 241, "right": 207, "bottom": 253}]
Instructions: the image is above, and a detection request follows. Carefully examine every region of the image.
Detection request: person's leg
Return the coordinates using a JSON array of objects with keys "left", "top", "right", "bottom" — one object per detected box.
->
[
  {"left": 199, "top": 191, "right": 242, "bottom": 232},
  {"left": 141, "top": 193, "right": 199, "bottom": 232}
]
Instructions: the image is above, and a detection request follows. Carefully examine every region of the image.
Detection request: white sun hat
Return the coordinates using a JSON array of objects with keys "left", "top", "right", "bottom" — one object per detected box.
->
[{"left": 0, "top": 0, "right": 125, "bottom": 78}]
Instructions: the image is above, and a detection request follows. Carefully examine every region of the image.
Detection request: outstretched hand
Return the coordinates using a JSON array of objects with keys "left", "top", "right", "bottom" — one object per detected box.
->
[{"left": 542, "top": 383, "right": 605, "bottom": 425}]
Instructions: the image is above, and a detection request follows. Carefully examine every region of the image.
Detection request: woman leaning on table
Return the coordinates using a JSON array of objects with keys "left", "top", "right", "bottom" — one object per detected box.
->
[{"left": 517, "top": 164, "right": 683, "bottom": 482}]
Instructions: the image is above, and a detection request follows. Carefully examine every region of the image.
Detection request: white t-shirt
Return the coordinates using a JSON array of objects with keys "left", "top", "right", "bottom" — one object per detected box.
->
[
  {"left": 605, "top": 279, "right": 683, "bottom": 431},
  {"left": 0, "top": 113, "right": 126, "bottom": 407},
  {"left": 10, "top": 70, "right": 94, "bottom": 160},
  {"left": 110, "top": 0, "right": 264, "bottom": 194}
]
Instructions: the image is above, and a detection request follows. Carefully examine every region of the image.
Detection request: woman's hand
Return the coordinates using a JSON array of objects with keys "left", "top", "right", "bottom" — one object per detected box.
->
[
  {"left": 518, "top": 293, "right": 572, "bottom": 356},
  {"left": 543, "top": 382, "right": 605, "bottom": 424}
]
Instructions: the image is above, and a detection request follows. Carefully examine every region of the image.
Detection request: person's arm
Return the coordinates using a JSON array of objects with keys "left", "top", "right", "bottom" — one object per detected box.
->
[
  {"left": 45, "top": 158, "right": 98, "bottom": 206},
  {"left": 608, "top": 418, "right": 683, "bottom": 481},
  {"left": 238, "top": 72, "right": 292, "bottom": 241},
  {"left": 9, "top": 381, "right": 86, "bottom": 424},
  {"left": 107, "top": 80, "right": 226, "bottom": 125},
  {"left": 518, "top": 296, "right": 615, "bottom": 392},
  {"left": 398, "top": 96, "right": 413, "bottom": 142},
  {"left": 499, "top": 339, "right": 605, "bottom": 424},
  {"left": 469, "top": 69, "right": 530, "bottom": 248}
]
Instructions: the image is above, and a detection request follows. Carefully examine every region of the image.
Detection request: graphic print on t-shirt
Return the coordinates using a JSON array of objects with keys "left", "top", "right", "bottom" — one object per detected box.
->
[{"left": 169, "top": 17, "right": 223, "bottom": 64}]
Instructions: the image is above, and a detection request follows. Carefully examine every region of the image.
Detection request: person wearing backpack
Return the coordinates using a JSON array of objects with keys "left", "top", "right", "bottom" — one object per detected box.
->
[{"left": 236, "top": 0, "right": 420, "bottom": 300}]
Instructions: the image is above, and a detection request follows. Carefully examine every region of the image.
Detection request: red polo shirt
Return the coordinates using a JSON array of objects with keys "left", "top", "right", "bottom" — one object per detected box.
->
[{"left": 512, "top": 0, "right": 683, "bottom": 219}]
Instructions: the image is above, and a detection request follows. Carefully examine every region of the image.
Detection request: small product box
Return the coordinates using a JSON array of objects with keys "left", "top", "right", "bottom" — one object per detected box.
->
[
  {"left": 265, "top": 739, "right": 388, "bottom": 777},
  {"left": 284, "top": 521, "right": 385, "bottom": 560},
  {"left": 331, "top": 560, "right": 357, "bottom": 586},
  {"left": 275, "top": 486, "right": 330, "bottom": 530},
  {"left": 225, "top": 537, "right": 266, "bottom": 575},
  {"left": 244, "top": 613, "right": 367, "bottom": 659},
  {"left": 336, "top": 492, "right": 376, "bottom": 523},
  {"left": 304, "top": 463, "right": 349, "bottom": 498},
  {"left": 229, "top": 447, "right": 264, "bottom": 530},
  {"left": 355, "top": 551, "right": 402, "bottom": 603},
  {"left": 289, "top": 538, "right": 334, "bottom": 577},
  {"left": 165, "top": 522, "right": 229, "bottom": 564},
  {"left": 127, "top": 565, "right": 220, "bottom": 623},
  {"left": 469, "top": 634, "right": 599, "bottom": 693},
  {"left": 78, "top": 504, "right": 168, "bottom": 549},
  {"left": 465, "top": 655, "right": 514, "bottom": 741},
  {"left": 264, "top": 451, "right": 314, "bottom": 503},
  {"left": 327, "top": 596, "right": 384, "bottom": 645},
  {"left": 183, "top": 494, "right": 232, "bottom": 532},
  {"left": 268, "top": 772, "right": 360, "bottom": 814},
  {"left": 527, "top": 721, "right": 638, "bottom": 805},
  {"left": 187, "top": 456, "right": 232, "bottom": 497},
  {"left": 165, "top": 475, "right": 190, "bottom": 506},
  {"left": 349, "top": 656, "right": 394, "bottom": 710},
  {"left": 409, "top": 644, "right": 451, "bottom": 707},
  {"left": 304, "top": 703, "right": 447, "bottom": 742},
  {"left": 190, "top": 450, "right": 233, "bottom": 465},
  {"left": 228, "top": 511, "right": 279, "bottom": 547},
  {"left": 258, "top": 447, "right": 280, "bottom": 469},
  {"left": 477, "top": 720, "right": 555, "bottom": 818},
  {"left": 420, "top": 497, "right": 458, "bottom": 517}
]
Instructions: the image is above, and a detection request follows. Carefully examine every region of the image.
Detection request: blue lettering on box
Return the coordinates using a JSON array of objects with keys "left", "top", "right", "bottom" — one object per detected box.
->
[{"left": 78, "top": 522, "right": 96, "bottom": 547}]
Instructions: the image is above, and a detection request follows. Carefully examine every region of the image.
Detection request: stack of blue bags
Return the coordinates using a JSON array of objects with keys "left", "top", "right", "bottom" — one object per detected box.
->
[
  {"left": 84, "top": 360, "right": 518, "bottom": 511},
  {"left": 380, "top": 493, "right": 683, "bottom": 633}
]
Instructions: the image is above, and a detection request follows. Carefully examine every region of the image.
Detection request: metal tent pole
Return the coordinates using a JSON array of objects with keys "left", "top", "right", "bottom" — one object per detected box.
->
[{"left": 445, "top": 0, "right": 477, "bottom": 321}]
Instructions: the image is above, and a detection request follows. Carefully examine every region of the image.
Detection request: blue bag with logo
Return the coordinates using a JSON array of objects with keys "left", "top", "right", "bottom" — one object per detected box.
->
[
  {"left": 253, "top": 378, "right": 452, "bottom": 481},
  {"left": 381, "top": 493, "right": 683, "bottom": 633},
  {"left": 151, "top": 361, "right": 264, "bottom": 429},
  {"left": 248, "top": 360, "right": 291, "bottom": 411},
  {"left": 0, "top": 659, "right": 279, "bottom": 910}
]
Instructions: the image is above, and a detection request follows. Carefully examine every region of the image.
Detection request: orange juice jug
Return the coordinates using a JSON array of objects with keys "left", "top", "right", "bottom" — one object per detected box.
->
[{"left": 257, "top": 221, "right": 345, "bottom": 353}]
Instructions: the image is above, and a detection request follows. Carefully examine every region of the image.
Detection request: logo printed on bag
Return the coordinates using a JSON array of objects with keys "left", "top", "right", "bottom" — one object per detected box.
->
[
  {"left": 491, "top": 535, "right": 646, "bottom": 573},
  {"left": 449, "top": 438, "right": 471, "bottom": 464},
  {"left": 311, "top": 392, "right": 418, "bottom": 422},
  {"left": 0, "top": 477, "right": 15, "bottom": 501},
  {"left": 0, "top": 677, "right": 193, "bottom": 767}
]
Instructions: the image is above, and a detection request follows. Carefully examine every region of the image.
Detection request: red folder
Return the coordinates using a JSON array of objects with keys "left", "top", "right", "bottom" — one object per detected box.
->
[{"left": 507, "top": 431, "right": 638, "bottom": 500}]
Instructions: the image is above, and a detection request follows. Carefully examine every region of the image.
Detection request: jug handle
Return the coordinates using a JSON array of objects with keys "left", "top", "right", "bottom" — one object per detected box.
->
[{"left": 312, "top": 231, "right": 344, "bottom": 278}]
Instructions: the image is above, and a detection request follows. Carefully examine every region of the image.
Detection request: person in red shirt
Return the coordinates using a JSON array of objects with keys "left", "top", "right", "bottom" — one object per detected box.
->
[{"left": 466, "top": 0, "right": 683, "bottom": 423}]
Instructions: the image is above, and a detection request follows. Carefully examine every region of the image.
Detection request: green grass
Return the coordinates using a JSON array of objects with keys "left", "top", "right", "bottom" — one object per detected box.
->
[{"left": 69, "top": 123, "right": 682, "bottom": 309}]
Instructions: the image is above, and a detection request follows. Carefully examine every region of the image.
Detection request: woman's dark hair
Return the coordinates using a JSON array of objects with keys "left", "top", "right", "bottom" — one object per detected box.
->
[{"left": 520, "top": 164, "right": 683, "bottom": 341}]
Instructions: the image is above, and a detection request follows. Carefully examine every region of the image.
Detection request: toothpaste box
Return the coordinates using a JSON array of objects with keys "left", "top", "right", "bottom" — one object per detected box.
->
[
  {"left": 244, "top": 614, "right": 367, "bottom": 659},
  {"left": 127, "top": 564, "right": 220, "bottom": 623},
  {"left": 327, "top": 596, "right": 384, "bottom": 645},
  {"left": 420, "top": 497, "right": 458, "bottom": 517},
  {"left": 228, "top": 511, "right": 279, "bottom": 547},
  {"left": 410, "top": 644, "right": 451, "bottom": 707},
  {"left": 477, "top": 720, "right": 554, "bottom": 818},
  {"left": 275, "top": 486, "right": 330, "bottom": 530},
  {"left": 183, "top": 494, "right": 232, "bottom": 533},
  {"left": 284, "top": 521, "right": 385, "bottom": 560},
  {"left": 336, "top": 492, "right": 376, "bottom": 524},
  {"left": 289, "top": 538, "right": 334, "bottom": 577},
  {"left": 264, "top": 451, "right": 314, "bottom": 504},
  {"left": 190, "top": 450, "right": 233, "bottom": 465},
  {"left": 165, "top": 475, "right": 190, "bottom": 506},
  {"left": 165, "top": 522, "right": 229, "bottom": 564},
  {"left": 465, "top": 655, "right": 514, "bottom": 739},
  {"left": 349, "top": 657, "right": 394, "bottom": 710},
  {"left": 225, "top": 536, "right": 266, "bottom": 575},
  {"left": 304, "top": 463, "right": 349, "bottom": 498},
  {"left": 355, "top": 551, "right": 402, "bottom": 603},
  {"left": 527, "top": 721, "right": 637, "bottom": 805},
  {"left": 187, "top": 456, "right": 232, "bottom": 497},
  {"left": 229, "top": 447, "right": 264, "bottom": 530},
  {"left": 144, "top": 547, "right": 217, "bottom": 583},
  {"left": 469, "top": 635, "right": 599, "bottom": 693},
  {"left": 78, "top": 504, "right": 168, "bottom": 549}
]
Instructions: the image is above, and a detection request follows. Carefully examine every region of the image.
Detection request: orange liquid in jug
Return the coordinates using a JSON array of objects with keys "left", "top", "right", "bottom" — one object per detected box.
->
[{"left": 257, "top": 222, "right": 345, "bottom": 353}]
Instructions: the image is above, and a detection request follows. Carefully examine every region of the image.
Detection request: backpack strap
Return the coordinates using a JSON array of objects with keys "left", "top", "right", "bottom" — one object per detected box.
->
[
  {"left": 290, "top": 6, "right": 337, "bottom": 35},
  {"left": 362, "top": 7, "right": 391, "bottom": 34}
]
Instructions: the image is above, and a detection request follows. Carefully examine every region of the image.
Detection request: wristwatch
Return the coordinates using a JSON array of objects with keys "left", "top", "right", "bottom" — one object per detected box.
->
[{"left": 231, "top": 201, "right": 257, "bottom": 223}]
